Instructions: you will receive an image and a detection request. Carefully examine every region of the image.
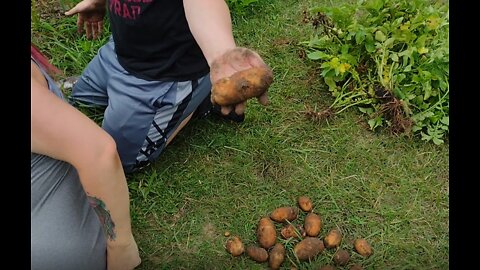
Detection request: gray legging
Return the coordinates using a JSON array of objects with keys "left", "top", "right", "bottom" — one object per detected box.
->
[{"left": 31, "top": 59, "right": 106, "bottom": 269}]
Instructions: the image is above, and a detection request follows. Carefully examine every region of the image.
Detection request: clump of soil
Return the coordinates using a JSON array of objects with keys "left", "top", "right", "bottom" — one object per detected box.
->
[
  {"left": 304, "top": 106, "right": 334, "bottom": 123},
  {"left": 374, "top": 85, "right": 413, "bottom": 135}
]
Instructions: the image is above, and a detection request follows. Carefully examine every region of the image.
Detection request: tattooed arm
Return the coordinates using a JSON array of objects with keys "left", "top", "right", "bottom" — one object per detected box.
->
[{"left": 31, "top": 62, "right": 140, "bottom": 270}]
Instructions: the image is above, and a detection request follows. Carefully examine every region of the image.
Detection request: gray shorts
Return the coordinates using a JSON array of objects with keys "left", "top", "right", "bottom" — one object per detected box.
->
[{"left": 70, "top": 37, "right": 211, "bottom": 173}]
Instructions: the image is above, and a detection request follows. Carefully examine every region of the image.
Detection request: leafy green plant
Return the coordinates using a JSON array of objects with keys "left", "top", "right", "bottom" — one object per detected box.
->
[
  {"left": 302, "top": 0, "right": 449, "bottom": 144},
  {"left": 226, "top": 0, "right": 262, "bottom": 15}
]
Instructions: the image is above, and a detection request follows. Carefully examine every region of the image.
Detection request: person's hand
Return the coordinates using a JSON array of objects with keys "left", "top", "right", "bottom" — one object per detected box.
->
[
  {"left": 106, "top": 234, "right": 141, "bottom": 270},
  {"left": 210, "top": 47, "right": 271, "bottom": 116},
  {"left": 65, "top": 0, "right": 106, "bottom": 40}
]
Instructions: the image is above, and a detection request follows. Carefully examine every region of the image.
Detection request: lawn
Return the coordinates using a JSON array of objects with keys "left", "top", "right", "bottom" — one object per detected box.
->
[{"left": 31, "top": 0, "right": 449, "bottom": 269}]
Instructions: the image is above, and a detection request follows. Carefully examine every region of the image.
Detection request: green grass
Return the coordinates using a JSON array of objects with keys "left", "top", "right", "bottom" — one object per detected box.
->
[{"left": 32, "top": 0, "right": 449, "bottom": 269}]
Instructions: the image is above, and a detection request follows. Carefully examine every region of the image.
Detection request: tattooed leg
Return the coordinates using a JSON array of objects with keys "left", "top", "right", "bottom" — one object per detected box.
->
[{"left": 88, "top": 195, "right": 117, "bottom": 241}]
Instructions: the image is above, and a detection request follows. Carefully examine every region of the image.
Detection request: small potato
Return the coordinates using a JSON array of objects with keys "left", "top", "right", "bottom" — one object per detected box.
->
[
  {"left": 211, "top": 67, "right": 273, "bottom": 106},
  {"left": 257, "top": 217, "right": 276, "bottom": 248},
  {"left": 293, "top": 237, "right": 325, "bottom": 261},
  {"left": 225, "top": 236, "right": 244, "bottom": 256},
  {"left": 280, "top": 224, "right": 298, "bottom": 239},
  {"left": 304, "top": 213, "right": 322, "bottom": 237},
  {"left": 349, "top": 264, "right": 364, "bottom": 270},
  {"left": 270, "top": 207, "right": 298, "bottom": 223},
  {"left": 333, "top": 249, "right": 350, "bottom": 266},
  {"left": 324, "top": 229, "right": 342, "bottom": 248},
  {"left": 269, "top": 243, "right": 286, "bottom": 270},
  {"left": 354, "top": 238, "right": 373, "bottom": 257},
  {"left": 246, "top": 246, "right": 268, "bottom": 262},
  {"left": 298, "top": 196, "right": 313, "bottom": 212}
]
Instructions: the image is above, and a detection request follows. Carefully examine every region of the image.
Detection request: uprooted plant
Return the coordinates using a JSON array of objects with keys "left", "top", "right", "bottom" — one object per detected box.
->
[{"left": 302, "top": 0, "right": 449, "bottom": 144}]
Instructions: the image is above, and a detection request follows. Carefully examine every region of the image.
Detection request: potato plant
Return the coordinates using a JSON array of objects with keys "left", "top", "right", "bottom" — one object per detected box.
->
[{"left": 302, "top": 0, "right": 449, "bottom": 144}]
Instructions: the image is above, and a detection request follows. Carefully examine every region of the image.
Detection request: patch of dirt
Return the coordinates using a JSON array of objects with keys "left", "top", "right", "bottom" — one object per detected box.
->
[
  {"left": 298, "top": 48, "right": 307, "bottom": 60},
  {"left": 272, "top": 38, "right": 292, "bottom": 47},
  {"left": 303, "top": 105, "right": 335, "bottom": 124},
  {"left": 374, "top": 85, "right": 413, "bottom": 135},
  {"left": 356, "top": 60, "right": 370, "bottom": 75},
  {"left": 202, "top": 222, "right": 217, "bottom": 241},
  {"left": 304, "top": 67, "right": 322, "bottom": 85},
  {"left": 33, "top": 0, "right": 67, "bottom": 21},
  {"left": 169, "top": 197, "right": 194, "bottom": 225},
  {"left": 254, "top": 158, "right": 289, "bottom": 182},
  {"left": 302, "top": 10, "right": 335, "bottom": 31}
]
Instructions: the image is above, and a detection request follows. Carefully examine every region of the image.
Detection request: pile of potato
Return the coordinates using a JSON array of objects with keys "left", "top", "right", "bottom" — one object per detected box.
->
[{"left": 225, "top": 196, "right": 373, "bottom": 269}]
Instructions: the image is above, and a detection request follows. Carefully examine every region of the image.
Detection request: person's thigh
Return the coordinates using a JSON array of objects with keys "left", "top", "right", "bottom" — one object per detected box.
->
[
  {"left": 70, "top": 37, "right": 119, "bottom": 108},
  {"left": 103, "top": 73, "right": 212, "bottom": 173},
  {"left": 31, "top": 155, "right": 106, "bottom": 270},
  {"left": 136, "top": 75, "right": 212, "bottom": 169}
]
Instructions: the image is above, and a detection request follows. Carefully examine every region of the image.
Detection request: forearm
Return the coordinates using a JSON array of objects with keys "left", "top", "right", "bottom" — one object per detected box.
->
[
  {"left": 76, "top": 145, "right": 133, "bottom": 247},
  {"left": 31, "top": 74, "right": 133, "bottom": 247},
  {"left": 183, "top": 0, "right": 236, "bottom": 66}
]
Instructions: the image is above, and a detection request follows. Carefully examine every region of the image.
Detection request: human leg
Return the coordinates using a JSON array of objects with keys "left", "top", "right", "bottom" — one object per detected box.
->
[
  {"left": 69, "top": 37, "right": 119, "bottom": 108},
  {"left": 102, "top": 73, "right": 212, "bottom": 173}
]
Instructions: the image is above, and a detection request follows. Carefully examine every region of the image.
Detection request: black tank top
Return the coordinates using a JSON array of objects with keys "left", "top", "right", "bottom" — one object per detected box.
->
[{"left": 108, "top": 0, "right": 209, "bottom": 81}]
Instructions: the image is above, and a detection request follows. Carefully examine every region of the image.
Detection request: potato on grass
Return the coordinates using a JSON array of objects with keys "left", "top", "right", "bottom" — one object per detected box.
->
[
  {"left": 225, "top": 236, "right": 244, "bottom": 256},
  {"left": 269, "top": 243, "right": 286, "bottom": 270},
  {"left": 350, "top": 264, "right": 364, "bottom": 270},
  {"left": 318, "top": 266, "right": 336, "bottom": 270},
  {"left": 293, "top": 237, "right": 325, "bottom": 261},
  {"left": 211, "top": 67, "right": 273, "bottom": 106},
  {"left": 257, "top": 217, "right": 276, "bottom": 248},
  {"left": 270, "top": 207, "right": 298, "bottom": 223},
  {"left": 324, "top": 229, "right": 342, "bottom": 248},
  {"left": 246, "top": 246, "right": 268, "bottom": 263},
  {"left": 304, "top": 213, "right": 322, "bottom": 237},
  {"left": 354, "top": 238, "right": 373, "bottom": 257},
  {"left": 298, "top": 196, "right": 313, "bottom": 212},
  {"left": 280, "top": 224, "right": 299, "bottom": 239},
  {"left": 333, "top": 249, "right": 350, "bottom": 266}
]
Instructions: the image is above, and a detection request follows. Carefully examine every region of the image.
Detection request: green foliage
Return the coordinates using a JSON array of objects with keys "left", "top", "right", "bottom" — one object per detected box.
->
[
  {"left": 226, "top": 0, "right": 262, "bottom": 15},
  {"left": 31, "top": 0, "right": 110, "bottom": 77},
  {"left": 302, "top": 0, "right": 449, "bottom": 144}
]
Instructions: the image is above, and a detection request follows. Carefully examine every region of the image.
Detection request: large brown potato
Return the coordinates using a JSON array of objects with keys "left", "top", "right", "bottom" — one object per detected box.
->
[
  {"left": 293, "top": 237, "right": 325, "bottom": 261},
  {"left": 269, "top": 243, "right": 285, "bottom": 270},
  {"left": 324, "top": 229, "right": 342, "bottom": 248},
  {"left": 333, "top": 249, "right": 350, "bottom": 266},
  {"left": 270, "top": 207, "right": 298, "bottom": 223},
  {"left": 211, "top": 67, "right": 273, "bottom": 106},
  {"left": 257, "top": 217, "right": 276, "bottom": 248},
  {"left": 304, "top": 213, "right": 322, "bottom": 237},
  {"left": 246, "top": 246, "right": 268, "bottom": 262},
  {"left": 354, "top": 238, "right": 373, "bottom": 257},
  {"left": 298, "top": 196, "right": 313, "bottom": 212}
]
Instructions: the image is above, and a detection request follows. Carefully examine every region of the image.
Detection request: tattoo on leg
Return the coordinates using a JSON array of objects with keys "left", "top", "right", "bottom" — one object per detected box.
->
[{"left": 88, "top": 196, "right": 116, "bottom": 241}]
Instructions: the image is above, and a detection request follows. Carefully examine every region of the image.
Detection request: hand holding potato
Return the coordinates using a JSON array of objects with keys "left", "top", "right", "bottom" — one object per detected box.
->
[{"left": 210, "top": 47, "right": 273, "bottom": 116}]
